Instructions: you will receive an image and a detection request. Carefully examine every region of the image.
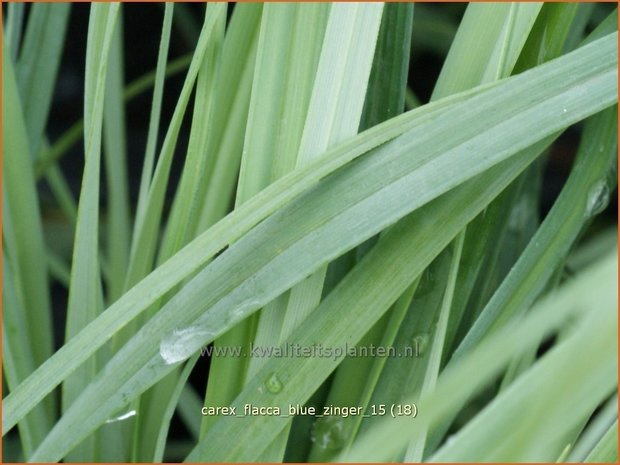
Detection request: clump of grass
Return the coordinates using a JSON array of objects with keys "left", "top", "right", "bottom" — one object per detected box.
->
[{"left": 2, "top": 2, "right": 618, "bottom": 463}]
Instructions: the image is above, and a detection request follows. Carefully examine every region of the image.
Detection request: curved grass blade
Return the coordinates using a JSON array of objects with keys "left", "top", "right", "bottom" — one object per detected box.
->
[
  {"left": 342, "top": 252, "right": 617, "bottom": 462},
  {"left": 61, "top": 4, "right": 120, "bottom": 460},
  {"left": 2, "top": 252, "right": 50, "bottom": 458},
  {"left": 133, "top": 6, "right": 225, "bottom": 460},
  {"left": 4, "top": 80, "right": 468, "bottom": 438},
  {"left": 187, "top": 144, "right": 549, "bottom": 461},
  {"left": 429, "top": 300, "right": 616, "bottom": 461},
  {"left": 308, "top": 5, "right": 414, "bottom": 460},
  {"left": 5, "top": 36, "right": 617, "bottom": 445},
  {"left": 568, "top": 395, "right": 617, "bottom": 461},
  {"left": 203, "top": 3, "right": 329, "bottom": 444},
  {"left": 585, "top": 420, "right": 618, "bottom": 462},
  {"left": 432, "top": 2, "right": 541, "bottom": 99},
  {"left": 25, "top": 35, "right": 619, "bottom": 460},
  {"left": 134, "top": 3, "right": 173, "bottom": 225},
  {"left": 2, "top": 39, "right": 54, "bottom": 372},
  {"left": 404, "top": 232, "right": 465, "bottom": 461},
  {"left": 192, "top": 4, "right": 263, "bottom": 233},
  {"left": 452, "top": 106, "right": 618, "bottom": 360},
  {"left": 15, "top": 3, "right": 70, "bottom": 157},
  {"left": 152, "top": 355, "right": 199, "bottom": 462},
  {"left": 123, "top": 4, "right": 227, "bottom": 292}
]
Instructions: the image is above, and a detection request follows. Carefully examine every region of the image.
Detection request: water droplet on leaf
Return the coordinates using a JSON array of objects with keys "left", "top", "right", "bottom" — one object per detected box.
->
[
  {"left": 105, "top": 409, "right": 137, "bottom": 424},
  {"left": 160, "top": 326, "right": 214, "bottom": 365},
  {"left": 586, "top": 181, "right": 610, "bottom": 218},
  {"left": 264, "top": 372, "right": 283, "bottom": 394}
]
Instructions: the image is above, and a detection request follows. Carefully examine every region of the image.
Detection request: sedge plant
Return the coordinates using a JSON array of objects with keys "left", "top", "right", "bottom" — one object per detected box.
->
[{"left": 2, "top": 2, "right": 618, "bottom": 462}]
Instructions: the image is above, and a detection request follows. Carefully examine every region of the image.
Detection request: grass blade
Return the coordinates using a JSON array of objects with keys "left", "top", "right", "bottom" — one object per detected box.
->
[
  {"left": 16, "top": 3, "right": 70, "bottom": 157},
  {"left": 432, "top": 2, "right": 541, "bottom": 98},
  {"left": 568, "top": 396, "right": 617, "bottom": 461},
  {"left": 23, "top": 34, "right": 618, "bottom": 460},
  {"left": 404, "top": 233, "right": 465, "bottom": 461},
  {"left": 4, "top": 81, "right": 461, "bottom": 438},
  {"left": 585, "top": 420, "right": 618, "bottom": 462},
  {"left": 308, "top": 5, "right": 414, "bottom": 460},
  {"left": 123, "top": 4, "right": 226, "bottom": 292},
  {"left": 134, "top": 3, "right": 174, "bottom": 225},
  {"left": 132, "top": 5, "right": 225, "bottom": 460},
  {"left": 453, "top": 106, "right": 618, "bottom": 360},
  {"left": 343, "top": 252, "right": 617, "bottom": 461},
  {"left": 5, "top": 36, "right": 617, "bottom": 450},
  {"left": 152, "top": 355, "right": 199, "bottom": 462},
  {"left": 193, "top": 3, "right": 263, "bottom": 232},
  {"left": 61, "top": 4, "right": 120, "bottom": 460},
  {"left": 102, "top": 9, "right": 131, "bottom": 303},
  {"left": 188, "top": 144, "right": 549, "bottom": 461},
  {"left": 2, "top": 39, "right": 54, "bottom": 373},
  {"left": 203, "top": 3, "right": 328, "bottom": 443},
  {"left": 430, "top": 299, "right": 615, "bottom": 461},
  {"left": 2, "top": 251, "right": 50, "bottom": 458},
  {"left": 5, "top": 3, "right": 25, "bottom": 61}
]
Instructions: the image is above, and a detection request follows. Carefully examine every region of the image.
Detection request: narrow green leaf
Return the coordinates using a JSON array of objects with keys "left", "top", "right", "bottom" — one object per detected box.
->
[
  {"left": 2, "top": 39, "right": 54, "bottom": 375},
  {"left": 159, "top": 5, "right": 223, "bottom": 264},
  {"left": 405, "top": 232, "right": 465, "bottom": 461},
  {"left": 343, "top": 252, "right": 617, "bottom": 462},
  {"left": 102, "top": 9, "right": 131, "bottom": 303},
  {"left": 2, "top": 251, "right": 50, "bottom": 458},
  {"left": 430, "top": 300, "right": 615, "bottom": 461},
  {"left": 5, "top": 78, "right": 461, "bottom": 437},
  {"left": 6, "top": 37, "right": 617, "bottom": 446},
  {"left": 134, "top": 3, "right": 174, "bottom": 225},
  {"left": 360, "top": 3, "right": 414, "bottom": 131},
  {"left": 16, "top": 3, "right": 70, "bottom": 157},
  {"left": 61, "top": 4, "right": 120, "bottom": 460},
  {"left": 344, "top": 278, "right": 420, "bottom": 451},
  {"left": 514, "top": 2, "right": 577, "bottom": 71},
  {"left": 152, "top": 355, "right": 199, "bottom": 462},
  {"left": 123, "top": 4, "right": 226, "bottom": 292},
  {"left": 133, "top": 5, "right": 225, "bottom": 460},
  {"left": 432, "top": 2, "right": 542, "bottom": 98},
  {"left": 585, "top": 420, "right": 618, "bottom": 463},
  {"left": 568, "top": 396, "right": 617, "bottom": 461},
  {"left": 25, "top": 35, "right": 618, "bottom": 461},
  {"left": 194, "top": 3, "right": 263, "bottom": 231},
  {"left": 5, "top": 3, "right": 25, "bottom": 61},
  {"left": 453, "top": 106, "right": 618, "bottom": 360},
  {"left": 563, "top": 3, "right": 595, "bottom": 52},
  {"left": 203, "top": 3, "right": 328, "bottom": 443}
]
